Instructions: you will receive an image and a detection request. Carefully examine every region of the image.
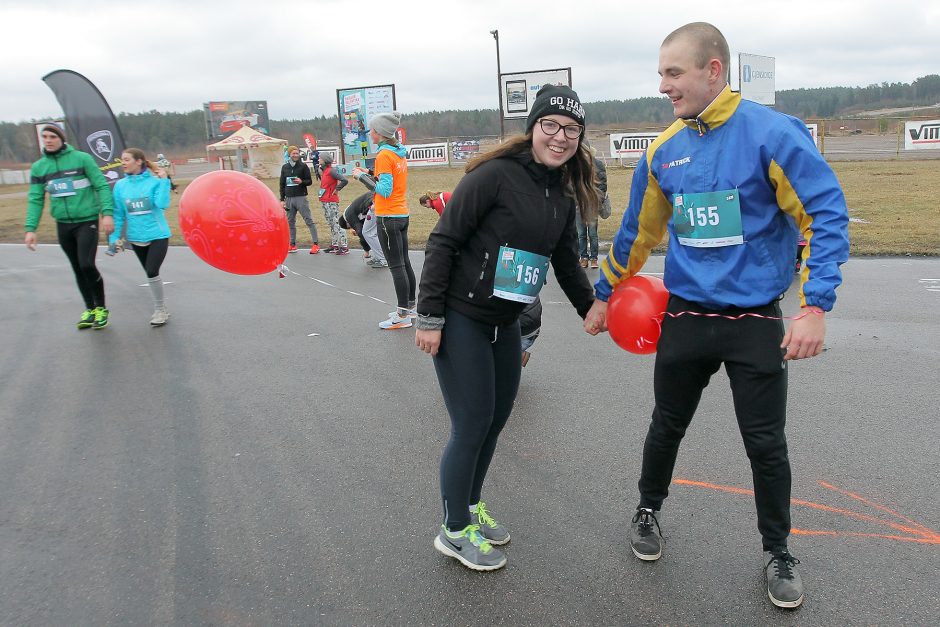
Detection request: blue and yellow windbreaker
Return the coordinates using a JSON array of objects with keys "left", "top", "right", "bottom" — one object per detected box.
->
[{"left": 598, "top": 86, "right": 849, "bottom": 311}]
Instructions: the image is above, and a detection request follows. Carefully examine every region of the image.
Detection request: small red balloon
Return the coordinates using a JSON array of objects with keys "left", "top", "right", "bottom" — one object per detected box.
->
[
  {"left": 178, "top": 171, "right": 288, "bottom": 275},
  {"left": 607, "top": 275, "right": 670, "bottom": 354}
]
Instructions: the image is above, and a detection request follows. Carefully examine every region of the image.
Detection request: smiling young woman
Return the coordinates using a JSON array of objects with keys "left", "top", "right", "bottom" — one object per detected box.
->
[{"left": 414, "top": 84, "right": 598, "bottom": 571}]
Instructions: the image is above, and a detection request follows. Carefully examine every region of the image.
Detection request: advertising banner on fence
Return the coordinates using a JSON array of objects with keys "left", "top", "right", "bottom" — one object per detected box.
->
[
  {"left": 203, "top": 101, "right": 270, "bottom": 139},
  {"left": 336, "top": 84, "right": 396, "bottom": 163},
  {"left": 500, "top": 68, "right": 571, "bottom": 119},
  {"left": 805, "top": 123, "right": 818, "bottom": 147},
  {"left": 452, "top": 140, "right": 481, "bottom": 162},
  {"left": 739, "top": 53, "right": 775, "bottom": 106},
  {"left": 904, "top": 119, "right": 940, "bottom": 150},
  {"left": 301, "top": 146, "right": 340, "bottom": 166},
  {"left": 609, "top": 132, "right": 660, "bottom": 159},
  {"left": 406, "top": 142, "right": 449, "bottom": 167}
]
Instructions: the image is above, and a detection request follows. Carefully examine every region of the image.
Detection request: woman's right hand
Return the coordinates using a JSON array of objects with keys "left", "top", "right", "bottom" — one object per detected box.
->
[{"left": 415, "top": 329, "right": 441, "bottom": 356}]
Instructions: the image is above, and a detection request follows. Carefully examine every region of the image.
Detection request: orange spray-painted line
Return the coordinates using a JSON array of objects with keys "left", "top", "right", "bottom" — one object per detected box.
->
[
  {"left": 817, "top": 481, "right": 937, "bottom": 538},
  {"left": 673, "top": 478, "right": 940, "bottom": 544},
  {"left": 792, "top": 529, "right": 940, "bottom": 545}
]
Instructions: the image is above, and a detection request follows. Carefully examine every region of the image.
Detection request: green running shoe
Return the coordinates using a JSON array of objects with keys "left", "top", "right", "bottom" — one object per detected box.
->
[
  {"left": 92, "top": 306, "right": 110, "bottom": 330},
  {"left": 472, "top": 501, "right": 510, "bottom": 545},
  {"left": 77, "top": 309, "right": 95, "bottom": 329},
  {"left": 433, "top": 524, "right": 506, "bottom": 571}
]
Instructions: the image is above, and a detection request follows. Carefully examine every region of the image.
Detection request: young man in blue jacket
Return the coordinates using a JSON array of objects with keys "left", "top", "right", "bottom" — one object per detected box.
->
[{"left": 583, "top": 22, "right": 849, "bottom": 609}]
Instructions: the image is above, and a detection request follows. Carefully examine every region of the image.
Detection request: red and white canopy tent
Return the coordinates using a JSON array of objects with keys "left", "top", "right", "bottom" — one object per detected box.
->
[{"left": 206, "top": 125, "right": 287, "bottom": 178}]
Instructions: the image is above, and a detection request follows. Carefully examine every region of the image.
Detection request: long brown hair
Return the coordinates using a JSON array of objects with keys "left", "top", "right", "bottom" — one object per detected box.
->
[
  {"left": 466, "top": 134, "right": 599, "bottom": 221},
  {"left": 123, "top": 147, "right": 152, "bottom": 172}
]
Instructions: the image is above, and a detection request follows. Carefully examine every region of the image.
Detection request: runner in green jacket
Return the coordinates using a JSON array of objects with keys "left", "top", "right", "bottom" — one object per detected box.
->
[{"left": 24, "top": 125, "right": 116, "bottom": 330}]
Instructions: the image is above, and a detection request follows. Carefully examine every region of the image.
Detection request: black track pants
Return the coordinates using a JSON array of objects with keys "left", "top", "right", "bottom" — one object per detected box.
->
[{"left": 638, "top": 295, "right": 792, "bottom": 548}]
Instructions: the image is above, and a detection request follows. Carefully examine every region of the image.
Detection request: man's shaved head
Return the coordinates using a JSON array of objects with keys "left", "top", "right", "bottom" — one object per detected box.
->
[{"left": 662, "top": 22, "right": 730, "bottom": 72}]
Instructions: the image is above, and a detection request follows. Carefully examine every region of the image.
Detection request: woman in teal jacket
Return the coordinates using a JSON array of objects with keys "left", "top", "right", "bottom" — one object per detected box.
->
[{"left": 110, "top": 148, "right": 172, "bottom": 326}]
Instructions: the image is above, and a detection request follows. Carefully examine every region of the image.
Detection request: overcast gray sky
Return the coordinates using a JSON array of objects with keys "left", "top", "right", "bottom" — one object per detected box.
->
[{"left": 1, "top": 0, "right": 937, "bottom": 123}]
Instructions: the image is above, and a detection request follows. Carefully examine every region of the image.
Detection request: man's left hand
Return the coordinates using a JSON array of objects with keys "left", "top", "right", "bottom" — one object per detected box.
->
[
  {"left": 100, "top": 215, "right": 115, "bottom": 236},
  {"left": 781, "top": 306, "right": 826, "bottom": 360}
]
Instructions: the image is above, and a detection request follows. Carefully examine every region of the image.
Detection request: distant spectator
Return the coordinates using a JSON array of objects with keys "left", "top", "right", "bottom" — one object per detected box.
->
[
  {"left": 354, "top": 110, "right": 416, "bottom": 330},
  {"left": 155, "top": 153, "right": 178, "bottom": 191},
  {"left": 318, "top": 153, "right": 350, "bottom": 255},
  {"left": 279, "top": 145, "right": 320, "bottom": 254},
  {"left": 418, "top": 191, "right": 451, "bottom": 217}
]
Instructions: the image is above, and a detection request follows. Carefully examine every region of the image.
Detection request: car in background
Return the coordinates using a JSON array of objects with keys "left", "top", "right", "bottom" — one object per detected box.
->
[{"left": 219, "top": 113, "right": 260, "bottom": 134}]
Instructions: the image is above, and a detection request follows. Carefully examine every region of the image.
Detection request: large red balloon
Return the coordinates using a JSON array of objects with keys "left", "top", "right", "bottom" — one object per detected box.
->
[
  {"left": 178, "top": 171, "right": 288, "bottom": 275},
  {"left": 607, "top": 275, "right": 670, "bottom": 354}
]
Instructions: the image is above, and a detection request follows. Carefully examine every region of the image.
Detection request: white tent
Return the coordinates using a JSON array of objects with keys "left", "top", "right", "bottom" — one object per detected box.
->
[{"left": 206, "top": 126, "right": 287, "bottom": 179}]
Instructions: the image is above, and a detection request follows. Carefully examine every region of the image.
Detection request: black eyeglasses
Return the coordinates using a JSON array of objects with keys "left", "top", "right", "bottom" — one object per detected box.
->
[{"left": 538, "top": 118, "right": 585, "bottom": 139}]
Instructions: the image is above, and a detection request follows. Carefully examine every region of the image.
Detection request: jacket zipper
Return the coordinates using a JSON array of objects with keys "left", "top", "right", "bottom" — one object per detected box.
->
[
  {"left": 53, "top": 152, "right": 74, "bottom": 223},
  {"left": 468, "top": 250, "right": 489, "bottom": 299}
]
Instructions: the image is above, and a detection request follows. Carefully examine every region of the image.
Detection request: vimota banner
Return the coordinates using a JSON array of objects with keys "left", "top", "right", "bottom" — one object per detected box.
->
[
  {"left": 42, "top": 69, "right": 126, "bottom": 184},
  {"left": 904, "top": 119, "right": 940, "bottom": 150},
  {"left": 406, "top": 143, "right": 449, "bottom": 167},
  {"left": 609, "top": 132, "right": 660, "bottom": 159}
]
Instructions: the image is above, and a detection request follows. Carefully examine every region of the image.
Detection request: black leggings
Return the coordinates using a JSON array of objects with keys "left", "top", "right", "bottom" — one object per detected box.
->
[
  {"left": 433, "top": 308, "right": 522, "bottom": 531},
  {"left": 57, "top": 219, "right": 104, "bottom": 309},
  {"left": 639, "top": 295, "right": 791, "bottom": 548},
  {"left": 377, "top": 216, "right": 416, "bottom": 308},
  {"left": 131, "top": 238, "right": 169, "bottom": 278}
]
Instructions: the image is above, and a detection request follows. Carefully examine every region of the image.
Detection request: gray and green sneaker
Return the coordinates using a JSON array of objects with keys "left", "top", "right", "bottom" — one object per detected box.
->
[
  {"left": 433, "top": 524, "right": 507, "bottom": 571},
  {"left": 630, "top": 507, "right": 662, "bottom": 561},
  {"left": 77, "top": 309, "right": 95, "bottom": 329},
  {"left": 92, "top": 306, "right": 110, "bottom": 330},
  {"left": 764, "top": 547, "right": 804, "bottom": 608},
  {"left": 471, "top": 501, "right": 510, "bottom": 545}
]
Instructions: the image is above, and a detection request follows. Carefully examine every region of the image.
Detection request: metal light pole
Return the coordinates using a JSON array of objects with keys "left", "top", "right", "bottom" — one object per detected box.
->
[{"left": 490, "top": 29, "right": 505, "bottom": 142}]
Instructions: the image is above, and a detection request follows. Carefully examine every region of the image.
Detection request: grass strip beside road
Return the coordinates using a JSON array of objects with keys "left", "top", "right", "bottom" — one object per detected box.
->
[{"left": 1, "top": 161, "right": 936, "bottom": 256}]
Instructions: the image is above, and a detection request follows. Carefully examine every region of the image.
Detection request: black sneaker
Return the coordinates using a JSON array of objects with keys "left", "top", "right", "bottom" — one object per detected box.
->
[
  {"left": 764, "top": 547, "right": 804, "bottom": 608},
  {"left": 630, "top": 507, "right": 662, "bottom": 561}
]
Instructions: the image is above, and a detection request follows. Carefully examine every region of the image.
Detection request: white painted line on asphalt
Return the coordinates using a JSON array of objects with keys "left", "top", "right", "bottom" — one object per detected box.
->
[
  {"left": 0, "top": 264, "right": 68, "bottom": 276},
  {"left": 347, "top": 291, "right": 363, "bottom": 296},
  {"left": 307, "top": 333, "right": 320, "bottom": 337}
]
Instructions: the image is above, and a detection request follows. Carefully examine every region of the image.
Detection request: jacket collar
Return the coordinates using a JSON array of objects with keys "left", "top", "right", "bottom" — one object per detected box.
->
[
  {"left": 512, "top": 149, "right": 563, "bottom": 186},
  {"left": 43, "top": 143, "right": 71, "bottom": 157},
  {"left": 680, "top": 85, "right": 740, "bottom": 135},
  {"left": 127, "top": 168, "right": 153, "bottom": 180}
]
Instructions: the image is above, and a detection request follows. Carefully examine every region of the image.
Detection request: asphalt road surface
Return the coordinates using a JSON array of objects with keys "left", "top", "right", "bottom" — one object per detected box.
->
[{"left": 1, "top": 245, "right": 938, "bottom": 626}]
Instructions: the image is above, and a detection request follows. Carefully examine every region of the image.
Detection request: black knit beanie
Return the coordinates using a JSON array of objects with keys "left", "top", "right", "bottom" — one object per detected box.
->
[{"left": 525, "top": 85, "right": 585, "bottom": 134}]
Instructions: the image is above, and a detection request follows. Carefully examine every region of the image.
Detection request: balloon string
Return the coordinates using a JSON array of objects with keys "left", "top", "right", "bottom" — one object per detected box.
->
[
  {"left": 278, "top": 263, "right": 395, "bottom": 309},
  {"left": 660, "top": 309, "right": 823, "bottom": 322}
]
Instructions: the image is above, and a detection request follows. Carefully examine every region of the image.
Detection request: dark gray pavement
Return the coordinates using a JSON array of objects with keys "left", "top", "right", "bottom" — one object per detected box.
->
[{"left": 1, "top": 244, "right": 938, "bottom": 626}]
